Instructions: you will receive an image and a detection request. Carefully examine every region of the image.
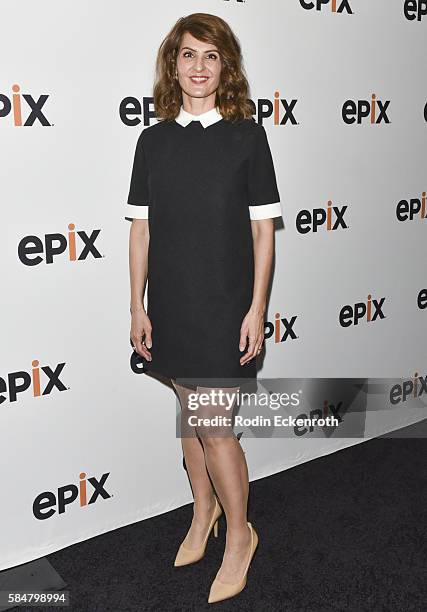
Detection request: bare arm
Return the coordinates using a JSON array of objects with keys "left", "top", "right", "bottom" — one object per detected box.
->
[
  {"left": 129, "top": 219, "right": 152, "bottom": 361},
  {"left": 239, "top": 218, "right": 275, "bottom": 365}
]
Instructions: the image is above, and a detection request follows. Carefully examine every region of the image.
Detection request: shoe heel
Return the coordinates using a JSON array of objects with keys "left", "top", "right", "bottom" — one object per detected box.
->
[{"left": 174, "top": 496, "right": 222, "bottom": 567}]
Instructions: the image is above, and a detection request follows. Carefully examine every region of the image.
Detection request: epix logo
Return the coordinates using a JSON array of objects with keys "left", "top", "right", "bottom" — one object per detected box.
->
[
  {"left": 265, "top": 312, "right": 298, "bottom": 343},
  {"left": 339, "top": 294, "right": 386, "bottom": 327},
  {"left": 300, "top": 0, "right": 353, "bottom": 13},
  {"left": 418, "top": 288, "right": 427, "bottom": 309},
  {"left": 18, "top": 224, "right": 103, "bottom": 266},
  {"left": 295, "top": 400, "right": 344, "bottom": 436},
  {"left": 342, "top": 94, "right": 391, "bottom": 125},
  {"left": 403, "top": 0, "right": 427, "bottom": 21},
  {"left": 120, "top": 92, "right": 298, "bottom": 127},
  {"left": 296, "top": 200, "right": 348, "bottom": 233},
  {"left": 396, "top": 191, "right": 426, "bottom": 222},
  {"left": 256, "top": 91, "right": 298, "bottom": 126},
  {"left": 33, "top": 472, "right": 111, "bottom": 520},
  {"left": 390, "top": 372, "right": 427, "bottom": 405},
  {"left": 0, "top": 84, "right": 51, "bottom": 126},
  {"left": 0, "top": 360, "right": 67, "bottom": 404}
]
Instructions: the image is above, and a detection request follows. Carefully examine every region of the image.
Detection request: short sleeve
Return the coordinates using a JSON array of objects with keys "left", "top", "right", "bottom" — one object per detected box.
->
[
  {"left": 125, "top": 130, "right": 150, "bottom": 220},
  {"left": 247, "top": 124, "right": 282, "bottom": 220}
]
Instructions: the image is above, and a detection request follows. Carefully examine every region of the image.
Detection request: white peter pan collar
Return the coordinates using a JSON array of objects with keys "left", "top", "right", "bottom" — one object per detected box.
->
[{"left": 175, "top": 105, "right": 223, "bottom": 128}]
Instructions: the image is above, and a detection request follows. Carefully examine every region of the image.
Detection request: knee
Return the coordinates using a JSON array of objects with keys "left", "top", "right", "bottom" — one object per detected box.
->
[{"left": 196, "top": 429, "right": 234, "bottom": 449}]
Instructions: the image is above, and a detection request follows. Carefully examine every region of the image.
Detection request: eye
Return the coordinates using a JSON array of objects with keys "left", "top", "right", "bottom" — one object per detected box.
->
[
  {"left": 207, "top": 53, "right": 218, "bottom": 60},
  {"left": 183, "top": 51, "right": 193, "bottom": 58}
]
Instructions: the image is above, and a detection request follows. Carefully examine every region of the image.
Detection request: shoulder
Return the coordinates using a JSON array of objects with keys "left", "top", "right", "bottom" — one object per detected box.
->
[
  {"left": 136, "top": 118, "right": 175, "bottom": 148},
  {"left": 226, "top": 117, "right": 266, "bottom": 140},
  {"left": 224, "top": 116, "right": 261, "bottom": 132}
]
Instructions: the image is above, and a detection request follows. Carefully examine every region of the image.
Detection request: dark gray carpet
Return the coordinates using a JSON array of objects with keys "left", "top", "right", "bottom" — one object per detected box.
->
[{"left": 8, "top": 420, "right": 427, "bottom": 611}]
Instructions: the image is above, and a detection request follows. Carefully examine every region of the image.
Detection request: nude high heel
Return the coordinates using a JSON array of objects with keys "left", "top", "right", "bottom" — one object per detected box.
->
[
  {"left": 174, "top": 496, "right": 222, "bottom": 567},
  {"left": 207, "top": 521, "right": 258, "bottom": 604}
]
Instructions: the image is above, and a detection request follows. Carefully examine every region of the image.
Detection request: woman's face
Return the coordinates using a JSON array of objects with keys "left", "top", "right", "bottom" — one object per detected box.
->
[{"left": 176, "top": 31, "right": 222, "bottom": 101}]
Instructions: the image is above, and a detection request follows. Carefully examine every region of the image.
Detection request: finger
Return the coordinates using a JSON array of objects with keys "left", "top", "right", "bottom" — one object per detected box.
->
[
  {"left": 256, "top": 337, "right": 264, "bottom": 353},
  {"left": 144, "top": 327, "right": 152, "bottom": 349},
  {"left": 239, "top": 327, "right": 248, "bottom": 352},
  {"left": 242, "top": 334, "right": 263, "bottom": 363},
  {"left": 240, "top": 335, "right": 257, "bottom": 364},
  {"left": 253, "top": 335, "right": 264, "bottom": 357},
  {"left": 138, "top": 343, "right": 152, "bottom": 360},
  {"left": 132, "top": 333, "right": 152, "bottom": 360}
]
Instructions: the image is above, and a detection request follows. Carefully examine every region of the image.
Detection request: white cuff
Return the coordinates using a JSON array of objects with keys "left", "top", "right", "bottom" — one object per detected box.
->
[
  {"left": 249, "top": 201, "right": 282, "bottom": 220},
  {"left": 125, "top": 203, "right": 149, "bottom": 219}
]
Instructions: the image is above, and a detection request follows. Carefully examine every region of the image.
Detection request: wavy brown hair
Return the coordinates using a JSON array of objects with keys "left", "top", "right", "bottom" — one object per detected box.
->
[{"left": 153, "top": 13, "right": 255, "bottom": 123}]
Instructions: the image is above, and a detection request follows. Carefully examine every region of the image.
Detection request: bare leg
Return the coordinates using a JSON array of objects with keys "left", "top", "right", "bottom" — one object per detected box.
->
[
  {"left": 194, "top": 385, "right": 252, "bottom": 584},
  {"left": 171, "top": 379, "right": 216, "bottom": 550}
]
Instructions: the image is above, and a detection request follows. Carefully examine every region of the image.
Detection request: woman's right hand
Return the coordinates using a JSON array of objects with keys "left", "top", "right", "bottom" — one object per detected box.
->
[{"left": 130, "top": 308, "right": 152, "bottom": 361}]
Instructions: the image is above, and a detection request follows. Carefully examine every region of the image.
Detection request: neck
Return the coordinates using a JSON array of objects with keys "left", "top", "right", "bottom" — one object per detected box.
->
[{"left": 181, "top": 93, "right": 217, "bottom": 116}]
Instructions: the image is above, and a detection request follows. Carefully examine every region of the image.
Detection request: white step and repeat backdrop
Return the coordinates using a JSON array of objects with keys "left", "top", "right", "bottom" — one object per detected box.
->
[{"left": 1, "top": 0, "right": 426, "bottom": 570}]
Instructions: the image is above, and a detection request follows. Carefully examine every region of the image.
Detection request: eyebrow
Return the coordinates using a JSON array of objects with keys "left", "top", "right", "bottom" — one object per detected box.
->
[{"left": 180, "top": 46, "right": 219, "bottom": 53}]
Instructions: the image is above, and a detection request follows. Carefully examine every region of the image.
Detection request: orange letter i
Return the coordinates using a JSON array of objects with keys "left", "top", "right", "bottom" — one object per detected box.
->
[
  {"left": 68, "top": 224, "right": 76, "bottom": 261},
  {"left": 370, "top": 94, "right": 376, "bottom": 124},
  {"left": 413, "top": 372, "right": 418, "bottom": 397},
  {"left": 32, "top": 359, "right": 41, "bottom": 397},
  {"left": 12, "top": 84, "right": 22, "bottom": 126},
  {"left": 275, "top": 313, "right": 281, "bottom": 343},
  {"left": 79, "top": 473, "right": 87, "bottom": 506},
  {"left": 274, "top": 91, "right": 280, "bottom": 126},
  {"left": 327, "top": 200, "right": 332, "bottom": 230}
]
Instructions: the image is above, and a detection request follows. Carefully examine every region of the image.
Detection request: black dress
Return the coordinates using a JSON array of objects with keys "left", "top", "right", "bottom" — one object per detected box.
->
[{"left": 125, "top": 105, "right": 281, "bottom": 389}]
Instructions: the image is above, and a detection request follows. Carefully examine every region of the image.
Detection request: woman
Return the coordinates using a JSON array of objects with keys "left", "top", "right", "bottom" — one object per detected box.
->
[{"left": 126, "top": 13, "right": 282, "bottom": 604}]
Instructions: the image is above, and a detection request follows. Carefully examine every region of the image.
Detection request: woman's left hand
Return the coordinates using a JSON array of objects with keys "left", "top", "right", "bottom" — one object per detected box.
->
[{"left": 239, "top": 308, "right": 265, "bottom": 365}]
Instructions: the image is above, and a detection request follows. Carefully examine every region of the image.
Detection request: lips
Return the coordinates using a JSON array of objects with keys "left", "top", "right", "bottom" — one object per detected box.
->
[{"left": 190, "top": 76, "right": 209, "bottom": 83}]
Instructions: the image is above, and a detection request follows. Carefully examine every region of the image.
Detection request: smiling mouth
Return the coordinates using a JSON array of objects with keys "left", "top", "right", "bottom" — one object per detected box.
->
[{"left": 189, "top": 76, "right": 209, "bottom": 83}]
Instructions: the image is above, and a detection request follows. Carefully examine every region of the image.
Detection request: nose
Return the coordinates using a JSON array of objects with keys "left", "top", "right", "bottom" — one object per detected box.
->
[{"left": 194, "top": 54, "right": 206, "bottom": 71}]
